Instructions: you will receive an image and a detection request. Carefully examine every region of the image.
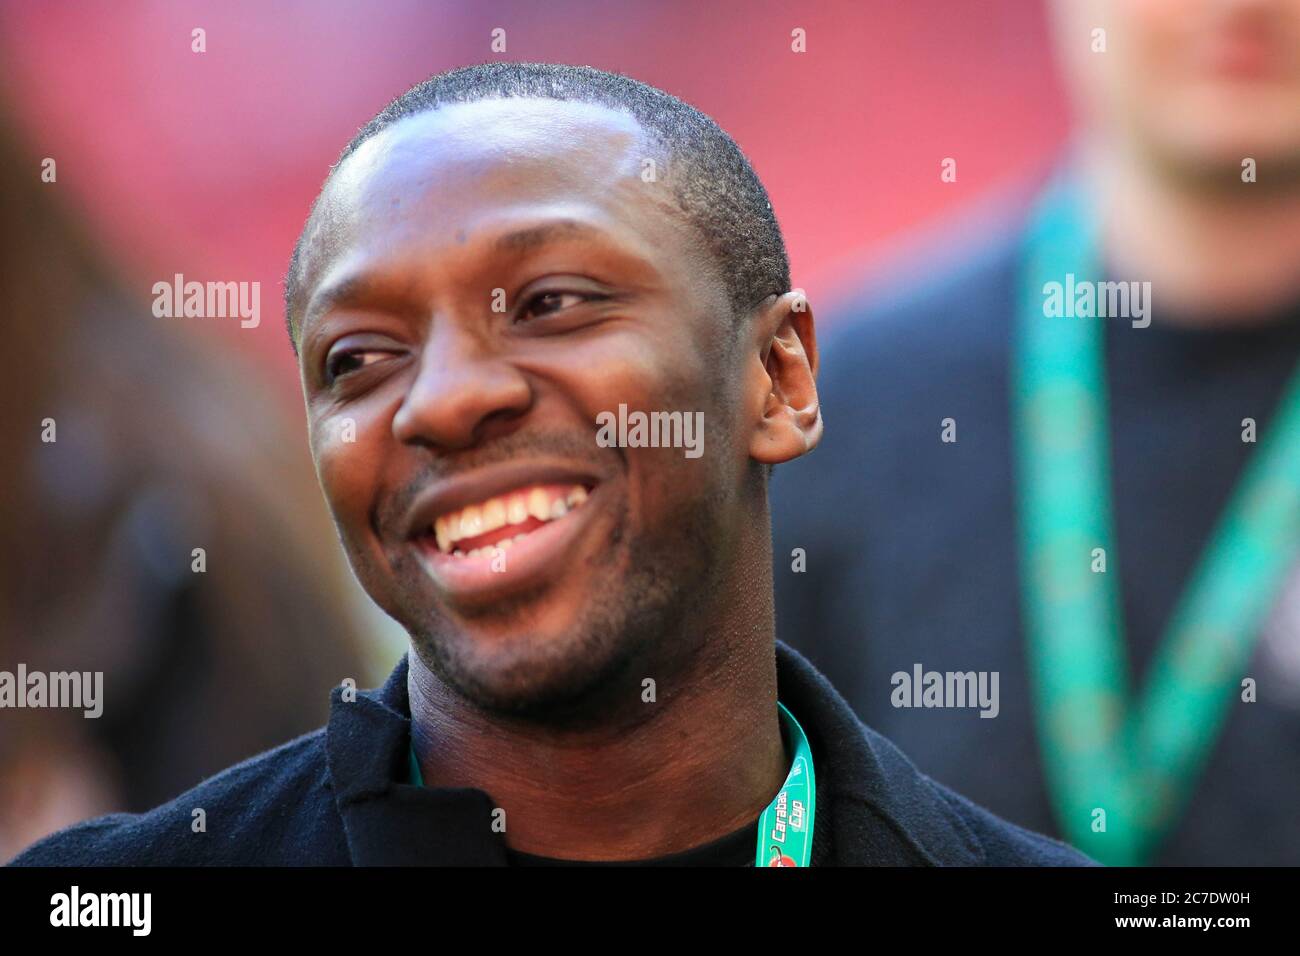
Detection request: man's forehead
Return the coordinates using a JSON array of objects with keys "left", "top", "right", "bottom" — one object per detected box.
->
[
  {"left": 295, "top": 97, "right": 670, "bottom": 308},
  {"left": 339, "top": 98, "right": 650, "bottom": 191}
]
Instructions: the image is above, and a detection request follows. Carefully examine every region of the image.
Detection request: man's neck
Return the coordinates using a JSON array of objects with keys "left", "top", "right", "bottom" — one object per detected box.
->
[
  {"left": 1087, "top": 139, "right": 1300, "bottom": 326},
  {"left": 407, "top": 615, "right": 787, "bottom": 862}
]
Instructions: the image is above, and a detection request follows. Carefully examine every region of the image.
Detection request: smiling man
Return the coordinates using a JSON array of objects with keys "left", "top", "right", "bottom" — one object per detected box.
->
[{"left": 12, "top": 63, "right": 1090, "bottom": 867}]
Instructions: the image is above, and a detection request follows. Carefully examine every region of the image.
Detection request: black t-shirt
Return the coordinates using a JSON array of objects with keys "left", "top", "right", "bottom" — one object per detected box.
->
[
  {"left": 1104, "top": 300, "right": 1300, "bottom": 686},
  {"left": 506, "top": 815, "right": 759, "bottom": 867}
]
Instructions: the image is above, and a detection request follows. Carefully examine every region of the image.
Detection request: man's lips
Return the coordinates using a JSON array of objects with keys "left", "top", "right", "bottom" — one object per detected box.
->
[
  {"left": 399, "top": 461, "right": 605, "bottom": 603},
  {"left": 1196, "top": 26, "right": 1281, "bottom": 81},
  {"left": 433, "top": 482, "right": 589, "bottom": 555},
  {"left": 401, "top": 461, "right": 601, "bottom": 543}
]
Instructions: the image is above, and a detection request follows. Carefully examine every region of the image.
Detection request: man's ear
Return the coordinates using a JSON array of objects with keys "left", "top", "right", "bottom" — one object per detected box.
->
[{"left": 746, "top": 290, "right": 823, "bottom": 466}]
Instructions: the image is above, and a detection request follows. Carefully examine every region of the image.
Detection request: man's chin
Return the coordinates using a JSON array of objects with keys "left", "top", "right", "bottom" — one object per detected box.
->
[
  {"left": 410, "top": 623, "right": 645, "bottom": 724},
  {"left": 1142, "top": 101, "right": 1300, "bottom": 184},
  {"left": 397, "top": 518, "right": 709, "bottom": 722}
]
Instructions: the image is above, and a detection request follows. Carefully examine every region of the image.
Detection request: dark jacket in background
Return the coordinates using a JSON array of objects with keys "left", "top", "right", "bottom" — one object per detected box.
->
[
  {"left": 11, "top": 642, "right": 1091, "bottom": 866},
  {"left": 771, "top": 201, "right": 1300, "bottom": 866}
]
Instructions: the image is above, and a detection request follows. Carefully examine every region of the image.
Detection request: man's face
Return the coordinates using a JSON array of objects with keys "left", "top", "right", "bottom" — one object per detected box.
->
[
  {"left": 1052, "top": 0, "right": 1300, "bottom": 174},
  {"left": 295, "top": 98, "right": 756, "bottom": 716}
]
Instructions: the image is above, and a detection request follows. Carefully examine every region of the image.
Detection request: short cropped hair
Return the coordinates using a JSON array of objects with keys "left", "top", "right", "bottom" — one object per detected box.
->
[{"left": 284, "top": 62, "right": 790, "bottom": 349}]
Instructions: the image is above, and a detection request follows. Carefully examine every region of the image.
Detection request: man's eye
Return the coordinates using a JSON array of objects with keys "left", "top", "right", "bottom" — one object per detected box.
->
[
  {"left": 325, "top": 349, "right": 388, "bottom": 384},
  {"left": 517, "top": 291, "right": 599, "bottom": 322}
]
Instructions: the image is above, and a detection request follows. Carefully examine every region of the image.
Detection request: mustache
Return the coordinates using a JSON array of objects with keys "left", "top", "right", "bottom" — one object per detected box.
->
[{"left": 379, "top": 429, "right": 615, "bottom": 531}]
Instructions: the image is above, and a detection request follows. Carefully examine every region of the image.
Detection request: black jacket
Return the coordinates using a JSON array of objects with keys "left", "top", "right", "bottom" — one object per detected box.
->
[{"left": 11, "top": 641, "right": 1093, "bottom": 866}]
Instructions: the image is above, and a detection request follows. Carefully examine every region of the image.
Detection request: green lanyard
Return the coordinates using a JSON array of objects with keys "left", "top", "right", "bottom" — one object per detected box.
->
[
  {"left": 757, "top": 702, "right": 817, "bottom": 867},
  {"left": 1014, "top": 177, "right": 1300, "bottom": 865},
  {"left": 408, "top": 700, "right": 817, "bottom": 866}
]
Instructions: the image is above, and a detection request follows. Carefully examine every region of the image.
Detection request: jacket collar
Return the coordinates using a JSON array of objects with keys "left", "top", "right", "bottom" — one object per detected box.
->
[
  {"left": 325, "top": 641, "right": 983, "bottom": 865},
  {"left": 773, "top": 641, "right": 984, "bottom": 865},
  {"left": 324, "top": 661, "right": 507, "bottom": 865}
]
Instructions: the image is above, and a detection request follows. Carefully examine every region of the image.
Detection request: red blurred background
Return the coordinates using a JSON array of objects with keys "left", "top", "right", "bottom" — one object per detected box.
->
[{"left": 0, "top": 0, "right": 1069, "bottom": 401}]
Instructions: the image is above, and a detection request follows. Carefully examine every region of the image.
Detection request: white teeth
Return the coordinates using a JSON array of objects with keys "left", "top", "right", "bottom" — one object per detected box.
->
[
  {"left": 448, "top": 528, "right": 550, "bottom": 558},
  {"left": 434, "top": 483, "right": 591, "bottom": 553},
  {"left": 483, "top": 498, "right": 506, "bottom": 534},
  {"left": 462, "top": 504, "right": 482, "bottom": 537},
  {"left": 527, "top": 488, "right": 550, "bottom": 521}
]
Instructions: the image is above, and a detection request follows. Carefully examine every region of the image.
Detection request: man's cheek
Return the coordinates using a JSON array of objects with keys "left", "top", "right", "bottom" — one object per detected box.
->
[
  {"left": 311, "top": 423, "right": 414, "bottom": 617},
  {"left": 628, "top": 442, "right": 702, "bottom": 524},
  {"left": 311, "top": 419, "right": 382, "bottom": 544}
]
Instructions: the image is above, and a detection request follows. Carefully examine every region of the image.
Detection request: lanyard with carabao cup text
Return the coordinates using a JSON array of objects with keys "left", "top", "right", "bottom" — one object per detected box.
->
[
  {"left": 1013, "top": 175, "right": 1300, "bottom": 865},
  {"left": 408, "top": 699, "right": 816, "bottom": 866},
  {"left": 756, "top": 701, "right": 816, "bottom": 866}
]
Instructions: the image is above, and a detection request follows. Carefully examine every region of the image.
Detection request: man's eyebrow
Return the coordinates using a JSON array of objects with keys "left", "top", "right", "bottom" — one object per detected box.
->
[
  {"left": 302, "top": 221, "right": 612, "bottom": 332},
  {"left": 494, "top": 220, "right": 604, "bottom": 255},
  {"left": 302, "top": 274, "right": 419, "bottom": 333}
]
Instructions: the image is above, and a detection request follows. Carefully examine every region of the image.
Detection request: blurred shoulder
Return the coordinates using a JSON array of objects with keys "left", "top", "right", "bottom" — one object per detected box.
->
[{"left": 8, "top": 728, "right": 345, "bottom": 867}]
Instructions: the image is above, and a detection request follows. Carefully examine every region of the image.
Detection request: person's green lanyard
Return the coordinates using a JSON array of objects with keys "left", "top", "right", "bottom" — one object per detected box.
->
[
  {"left": 408, "top": 700, "right": 817, "bottom": 867},
  {"left": 757, "top": 702, "right": 817, "bottom": 867},
  {"left": 1014, "top": 176, "right": 1300, "bottom": 865}
]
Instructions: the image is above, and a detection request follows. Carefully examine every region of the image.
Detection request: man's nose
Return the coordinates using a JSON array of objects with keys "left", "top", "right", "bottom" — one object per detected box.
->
[{"left": 391, "top": 322, "right": 532, "bottom": 450}]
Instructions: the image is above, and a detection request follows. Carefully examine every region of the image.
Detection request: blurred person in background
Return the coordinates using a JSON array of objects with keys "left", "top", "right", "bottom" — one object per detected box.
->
[
  {"left": 0, "top": 110, "right": 374, "bottom": 861},
  {"left": 773, "top": 0, "right": 1300, "bottom": 864}
]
